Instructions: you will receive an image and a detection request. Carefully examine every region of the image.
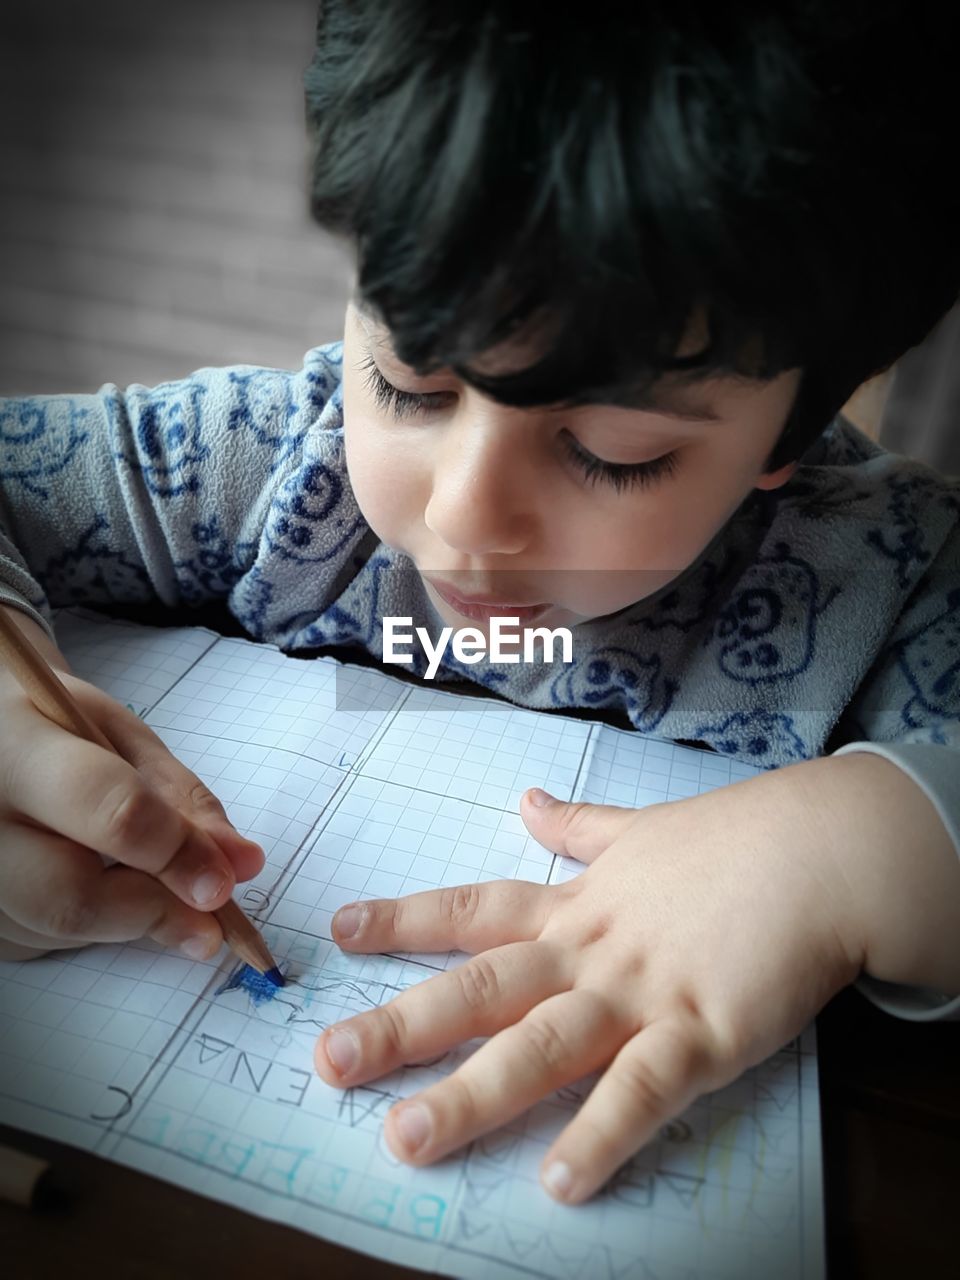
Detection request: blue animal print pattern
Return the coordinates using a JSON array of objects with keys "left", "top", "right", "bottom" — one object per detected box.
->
[
  {"left": 106, "top": 379, "right": 210, "bottom": 499},
  {"left": 0, "top": 396, "right": 91, "bottom": 499},
  {"left": 1, "top": 341, "right": 958, "bottom": 769},
  {"left": 549, "top": 648, "right": 678, "bottom": 734},
  {"left": 886, "top": 586, "right": 960, "bottom": 733},
  {"left": 41, "top": 516, "right": 154, "bottom": 604},
  {"left": 712, "top": 543, "right": 841, "bottom": 687}
]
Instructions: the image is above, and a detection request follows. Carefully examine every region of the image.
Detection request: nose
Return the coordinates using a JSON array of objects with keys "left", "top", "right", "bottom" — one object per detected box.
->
[{"left": 423, "top": 411, "right": 537, "bottom": 557}]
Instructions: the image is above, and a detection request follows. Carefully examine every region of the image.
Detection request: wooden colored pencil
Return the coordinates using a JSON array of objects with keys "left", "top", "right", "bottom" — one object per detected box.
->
[{"left": 0, "top": 609, "right": 280, "bottom": 979}]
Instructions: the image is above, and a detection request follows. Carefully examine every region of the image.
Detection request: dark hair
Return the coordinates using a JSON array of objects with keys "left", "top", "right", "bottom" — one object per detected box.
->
[{"left": 305, "top": 1, "right": 959, "bottom": 466}]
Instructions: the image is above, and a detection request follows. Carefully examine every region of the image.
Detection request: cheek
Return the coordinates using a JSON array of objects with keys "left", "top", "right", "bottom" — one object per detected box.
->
[
  {"left": 566, "top": 465, "right": 742, "bottom": 575},
  {"left": 343, "top": 412, "right": 426, "bottom": 545},
  {"left": 580, "top": 495, "right": 706, "bottom": 565}
]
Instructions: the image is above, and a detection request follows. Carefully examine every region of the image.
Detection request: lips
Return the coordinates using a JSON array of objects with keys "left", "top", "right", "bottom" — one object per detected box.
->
[{"left": 426, "top": 578, "right": 550, "bottom": 625}]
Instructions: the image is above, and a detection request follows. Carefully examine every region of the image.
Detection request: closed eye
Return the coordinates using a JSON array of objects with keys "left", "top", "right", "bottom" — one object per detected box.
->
[
  {"left": 360, "top": 352, "right": 679, "bottom": 491},
  {"left": 561, "top": 431, "right": 679, "bottom": 492},
  {"left": 359, "top": 354, "right": 452, "bottom": 418}
]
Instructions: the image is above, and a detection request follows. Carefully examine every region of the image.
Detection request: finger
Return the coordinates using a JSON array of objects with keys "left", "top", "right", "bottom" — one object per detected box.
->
[
  {"left": 0, "top": 933, "right": 52, "bottom": 962},
  {"left": 331, "top": 879, "right": 551, "bottom": 954},
  {"left": 315, "top": 939, "right": 565, "bottom": 1088},
  {"left": 0, "top": 825, "right": 224, "bottom": 959},
  {"left": 540, "top": 1018, "right": 712, "bottom": 1203},
  {"left": 520, "top": 789, "right": 639, "bottom": 864},
  {"left": 382, "top": 989, "right": 622, "bottom": 1166},
  {"left": 81, "top": 685, "right": 266, "bottom": 880},
  {"left": 0, "top": 903, "right": 209, "bottom": 955},
  {"left": 7, "top": 716, "right": 237, "bottom": 910},
  {"left": 0, "top": 908, "right": 77, "bottom": 951}
]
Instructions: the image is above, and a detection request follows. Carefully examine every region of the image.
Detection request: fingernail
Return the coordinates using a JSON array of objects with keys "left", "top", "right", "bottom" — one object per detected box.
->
[
  {"left": 394, "top": 1102, "right": 431, "bottom": 1155},
  {"left": 334, "top": 903, "right": 364, "bottom": 940},
  {"left": 180, "top": 936, "right": 212, "bottom": 961},
  {"left": 192, "top": 869, "right": 227, "bottom": 906},
  {"left": 542, "top": 1159, "right": 575, "bottom": 1200},
  {"left": 325, "top": 1027, "right": 359, "bottom": 1076},
  {"left": 527, "top": 788, "right": 554, "bottom": 808}
]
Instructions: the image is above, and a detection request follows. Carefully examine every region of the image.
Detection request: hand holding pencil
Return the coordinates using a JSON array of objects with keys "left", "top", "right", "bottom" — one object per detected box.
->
[{"left": 0, "top": 606, "right": 274, "bottom": 972}]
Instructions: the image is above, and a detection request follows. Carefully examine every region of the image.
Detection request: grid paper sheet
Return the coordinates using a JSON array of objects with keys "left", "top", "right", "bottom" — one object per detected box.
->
[{"left": 0, "top": 610, "right": 824, "bottom": 1280}]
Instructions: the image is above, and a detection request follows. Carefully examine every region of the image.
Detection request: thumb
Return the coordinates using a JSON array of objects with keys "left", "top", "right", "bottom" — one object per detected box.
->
[{"left": 520, "top": 789, "right": 639, "bottom": 865}]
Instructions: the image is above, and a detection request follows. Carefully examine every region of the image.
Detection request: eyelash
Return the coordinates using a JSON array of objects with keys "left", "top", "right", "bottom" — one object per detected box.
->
[
  {"left": 560, "top": 433, "right": 679, "bottom": 492},
  {"left": 361, "top": 355, "right": 446, "bottom": 418},
  {"left": 360, "top": 355, "right": 679, "bottom": 492}
]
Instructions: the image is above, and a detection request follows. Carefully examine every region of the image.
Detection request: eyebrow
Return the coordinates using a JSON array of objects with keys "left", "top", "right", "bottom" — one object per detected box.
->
[{"left": 616, "top": 389, "right": 722, "bottom": 422}]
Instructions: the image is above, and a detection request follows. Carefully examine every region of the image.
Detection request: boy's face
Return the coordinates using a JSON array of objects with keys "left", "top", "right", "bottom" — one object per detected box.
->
[{"left": 342, "top": 302, "right": 800, "bottom": 633}]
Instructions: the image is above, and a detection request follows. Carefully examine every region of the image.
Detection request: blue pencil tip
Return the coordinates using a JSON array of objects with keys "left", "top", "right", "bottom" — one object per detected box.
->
[{"left": 264, "top": 966, "right": 285, "bottom": 987}]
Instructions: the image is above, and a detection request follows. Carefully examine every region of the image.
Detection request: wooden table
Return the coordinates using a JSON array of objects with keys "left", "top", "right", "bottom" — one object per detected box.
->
[{"left": 3, "top": 987, "right": 957, "bottom": 1280}]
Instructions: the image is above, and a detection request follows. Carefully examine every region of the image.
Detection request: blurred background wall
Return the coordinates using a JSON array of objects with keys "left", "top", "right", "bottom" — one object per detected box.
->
[
  {"left": 0, "top": 0, "right": 956, "bottom": 477},
  {"left": 0, "top": 0, "right": 351, "bottom": 394}
]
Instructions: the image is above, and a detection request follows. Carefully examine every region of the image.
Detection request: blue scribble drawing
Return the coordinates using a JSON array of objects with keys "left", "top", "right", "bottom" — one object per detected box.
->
[{"left": 217, "top": 963, "right": 286, "bottom": 1005}]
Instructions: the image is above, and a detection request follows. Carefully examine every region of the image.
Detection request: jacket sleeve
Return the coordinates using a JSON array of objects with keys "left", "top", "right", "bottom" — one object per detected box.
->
[
  {"left": 0, "top": 344, "right": 345, "bottom": 639},
  {"left": 832, "top": 517, "right": 960, "bottom": 1020}
]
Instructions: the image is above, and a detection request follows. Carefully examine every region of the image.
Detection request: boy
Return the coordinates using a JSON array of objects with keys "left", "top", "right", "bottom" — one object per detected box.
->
[{"left": 0, "top": 1, "right": 957, "bottom": 1203}]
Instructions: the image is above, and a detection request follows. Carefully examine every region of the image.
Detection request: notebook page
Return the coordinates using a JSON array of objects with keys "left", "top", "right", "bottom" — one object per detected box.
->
[
  {"left": 53, "top": 607, "right": 220, "bottom": 717},
  {"left": 0, "top": 613, "right": 824, "bottom": 1279}
]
